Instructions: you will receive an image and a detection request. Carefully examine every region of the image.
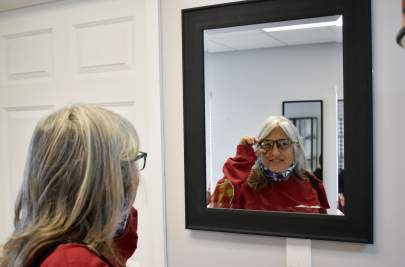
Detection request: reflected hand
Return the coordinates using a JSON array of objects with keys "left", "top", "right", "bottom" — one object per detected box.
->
[
  {"left": 239, "top": 136, "right": 258, "bottom": 146},
  {"left": 240, "top": 136, "right": 266, "bottom": 156}
]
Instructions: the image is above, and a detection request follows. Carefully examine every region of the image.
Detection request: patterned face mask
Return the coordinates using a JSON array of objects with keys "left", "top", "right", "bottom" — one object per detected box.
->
[
  {"left": 115, "top": 198, "right": 130, "bottom": 237},
  {"left": 258, "top": 159, "right": 296, "bottom": 182}
]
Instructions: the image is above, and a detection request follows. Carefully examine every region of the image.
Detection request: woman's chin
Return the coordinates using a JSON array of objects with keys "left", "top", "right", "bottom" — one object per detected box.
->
[{"left": 268, "top": 166, "right": 287, "bottom": 173}]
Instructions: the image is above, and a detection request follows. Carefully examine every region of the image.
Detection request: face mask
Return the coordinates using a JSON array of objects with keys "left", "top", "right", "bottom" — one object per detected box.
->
[
  {"left": 113, "top": 207, "right": 139, "bottom": 261},
  {"left": 114, "top": 198, "right": 130, "bottom": 237},
  {"left": 258, "top": 159, "right": 296, "bottom": 182}
]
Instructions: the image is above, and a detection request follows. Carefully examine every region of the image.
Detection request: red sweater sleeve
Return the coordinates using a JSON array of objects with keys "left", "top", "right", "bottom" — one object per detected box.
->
[
  {"left": 41, "top": 244, "right": 109, "bottom": 267},
  {"left": 222, "top": 145, "right": 256, "bottom": 185},
  {"left": 41, "top": 208, "right": 138, "bottom": 267},
  {"left": 209, "top": 145, "right": 256, "bottom": 208}
]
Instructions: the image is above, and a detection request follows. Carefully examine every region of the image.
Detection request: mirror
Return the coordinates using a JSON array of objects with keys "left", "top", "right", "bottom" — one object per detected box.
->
[
  {"left": 204, "top": 16, "right": 344, "bottom": 214},
  {"left": 183, "top": 0, "right": 373, "bottom": 243}
]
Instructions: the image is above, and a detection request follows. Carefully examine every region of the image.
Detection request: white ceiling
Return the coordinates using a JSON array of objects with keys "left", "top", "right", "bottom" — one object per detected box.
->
[
  {"left": 204, "top": 15, "right": 342, "bottom": 53},
  {"left": 0, "top": 0, "right": 59, "bottom": 12}
]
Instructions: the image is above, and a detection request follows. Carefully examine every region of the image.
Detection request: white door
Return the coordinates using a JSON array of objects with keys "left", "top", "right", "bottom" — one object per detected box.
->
[{"left": 0, "top": 1, "right": 166, "bottom": 266}]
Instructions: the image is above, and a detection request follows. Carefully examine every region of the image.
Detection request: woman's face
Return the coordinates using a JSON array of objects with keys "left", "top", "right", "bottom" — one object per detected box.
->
[{"left": 260, "top": 127, "right": 294, "bottom": 173}]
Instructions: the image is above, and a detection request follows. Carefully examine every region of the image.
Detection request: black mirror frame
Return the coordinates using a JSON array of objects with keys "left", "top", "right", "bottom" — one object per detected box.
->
[{"left": 182, "top": 0, "right": 373, "bottom": 243}]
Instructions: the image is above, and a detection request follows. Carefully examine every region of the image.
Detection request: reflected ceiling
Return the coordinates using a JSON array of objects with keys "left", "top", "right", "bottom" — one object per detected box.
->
[{"left": 204, "top": 15, "right": 342, "bottom": 53}]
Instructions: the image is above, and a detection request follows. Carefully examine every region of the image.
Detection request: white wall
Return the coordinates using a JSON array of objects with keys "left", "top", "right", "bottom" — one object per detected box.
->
[
  {"left": 204, "top": 44, "right": 342, "bottom": 209},
  {"left": 162, "top": 0, "right": 405, "bottom": 266}
]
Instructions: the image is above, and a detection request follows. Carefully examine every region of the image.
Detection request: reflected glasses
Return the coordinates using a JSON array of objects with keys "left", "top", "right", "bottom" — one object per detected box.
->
[
  {"left": 258, "top": 139, "right": 295, "bottom": 151},
  {"left": 133, "top": 151, "right": 147, "bottom": 171}
]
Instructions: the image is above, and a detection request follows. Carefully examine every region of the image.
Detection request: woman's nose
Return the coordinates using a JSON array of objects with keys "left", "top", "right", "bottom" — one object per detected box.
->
[{"left": 267, "top": 144, "right": 281, "bottom": 156}]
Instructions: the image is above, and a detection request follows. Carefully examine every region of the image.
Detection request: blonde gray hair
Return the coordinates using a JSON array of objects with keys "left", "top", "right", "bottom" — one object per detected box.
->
[
  {"left": 248, "top": 115, "right": 307, "bottom": 189},
  {"left": 0, "top": 104, "right": 140, "bottom": 267}
]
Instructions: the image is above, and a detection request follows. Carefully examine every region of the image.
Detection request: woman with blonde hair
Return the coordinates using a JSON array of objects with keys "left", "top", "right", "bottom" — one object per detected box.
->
[
  {"left": 209, "top": 115, "right": 329, "bottom": 213},
  {"left": 0, "top": 104, "right": 146, "bottom": 267}
]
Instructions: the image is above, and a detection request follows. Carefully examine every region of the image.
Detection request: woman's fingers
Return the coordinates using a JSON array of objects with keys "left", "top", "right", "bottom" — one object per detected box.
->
[
  {"left": 248, "top": 137, "right": 258, "bottom": 145},
  {"left": 239, "top": 136, "right": 258, "bottom": 146}
]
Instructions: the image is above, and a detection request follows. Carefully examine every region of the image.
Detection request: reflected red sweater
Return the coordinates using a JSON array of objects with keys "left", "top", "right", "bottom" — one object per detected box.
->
[
  {"left": 210, "top": 145, "right": 330, "bottom": 213},
  {"left": 39, "top": 208, "right": 138, "bottom": 267}
]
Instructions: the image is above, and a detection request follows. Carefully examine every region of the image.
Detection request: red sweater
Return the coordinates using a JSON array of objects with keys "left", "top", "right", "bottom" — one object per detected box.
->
[
  {"left": 39, "top": 208, "right": 138, "bottom": 267},
  {"left": 210, "top": 145, "right": 330, "bottom": 213}
]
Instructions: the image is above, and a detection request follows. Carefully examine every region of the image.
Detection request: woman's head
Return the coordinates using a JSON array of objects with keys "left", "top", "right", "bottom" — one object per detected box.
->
[
  {"left": 256, "top": 115, "right": 306, "bottom": 174},
  {"left": 1, "top": 104, "right": 141, "bottom": 266}
]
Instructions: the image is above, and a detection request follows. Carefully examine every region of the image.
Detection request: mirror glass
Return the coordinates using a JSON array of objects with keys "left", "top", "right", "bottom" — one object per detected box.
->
[
  {"left": 204, "top": 15, "right": 344, "bottom": 215},
  {"left": 283, "top": 100, "right": 322, "bottom": 172}
]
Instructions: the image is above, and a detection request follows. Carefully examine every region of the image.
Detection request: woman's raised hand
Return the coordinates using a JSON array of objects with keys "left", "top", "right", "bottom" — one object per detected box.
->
[
  {"left": 239, "top": 136, "right": 258, "bottom": 146},
  {"left": 239, "top": 136, "right": 267, "bottom": 156}
]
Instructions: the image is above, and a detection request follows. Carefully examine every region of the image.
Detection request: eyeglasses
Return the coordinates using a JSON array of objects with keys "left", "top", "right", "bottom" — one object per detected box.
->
[
  {"left": 397, "top": 0, "right": 405, "bottom": 48},
  {"left": 397, "top": 27, "right": 405, "bottom": 48},
  {"left": 258, "top": 139, "right": 295, "bottom": 151},
  {"left": 133, "top": 151, "right": 147, "bottom": 171}
]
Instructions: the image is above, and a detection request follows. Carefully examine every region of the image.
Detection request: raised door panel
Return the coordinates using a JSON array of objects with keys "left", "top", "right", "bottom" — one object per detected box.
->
[{"left": 0, "top": 106, "right": 53, "bottom": 239}]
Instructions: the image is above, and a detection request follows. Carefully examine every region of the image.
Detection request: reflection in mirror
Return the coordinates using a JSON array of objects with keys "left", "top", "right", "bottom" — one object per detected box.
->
[
  {"left": 283, "top": 101, "right": 322, "bottom": 172},
  {"left": 337, "top": 99, "right": 345, "bottom": 212},
  {"left": 204, "top": 15, "right": 344, "bottom": 215}
]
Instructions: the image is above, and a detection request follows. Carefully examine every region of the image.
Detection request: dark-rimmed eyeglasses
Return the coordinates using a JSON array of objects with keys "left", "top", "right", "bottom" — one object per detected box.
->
[
  {"left": 397, "top": 0, "right": 405, "bottom": 48},
  {"left": 133, "top": 151, "right": 147, "bottom": 171},
  {"left": 258, "top": 139, "right": 295, "bottom": 151},
  {"left": 397, "top": 27, "right": 405, "bottom": 48}
]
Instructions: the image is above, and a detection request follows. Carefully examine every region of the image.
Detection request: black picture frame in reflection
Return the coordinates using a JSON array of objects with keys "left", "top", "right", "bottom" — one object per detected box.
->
[{"left": 282, "top": 100, "right": 323, "bottom": 174}]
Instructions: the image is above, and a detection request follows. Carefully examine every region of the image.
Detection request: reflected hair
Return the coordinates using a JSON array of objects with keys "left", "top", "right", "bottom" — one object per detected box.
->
[
  {"left": 248, "top": 115, "right": 307, "bottom": 189},
  {"left": 0, "top": 104, "right": 140, "bottom": 267}
]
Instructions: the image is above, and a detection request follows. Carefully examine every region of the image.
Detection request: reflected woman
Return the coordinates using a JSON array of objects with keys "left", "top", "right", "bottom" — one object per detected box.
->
[{"left": 209, "top": 116, "right": 329, "bottom": 213}]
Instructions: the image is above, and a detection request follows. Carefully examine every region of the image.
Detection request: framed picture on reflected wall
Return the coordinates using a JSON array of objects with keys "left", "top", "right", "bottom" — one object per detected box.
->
[{"left": 282, "top": 100, "right": 323, "bottom": 175}]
